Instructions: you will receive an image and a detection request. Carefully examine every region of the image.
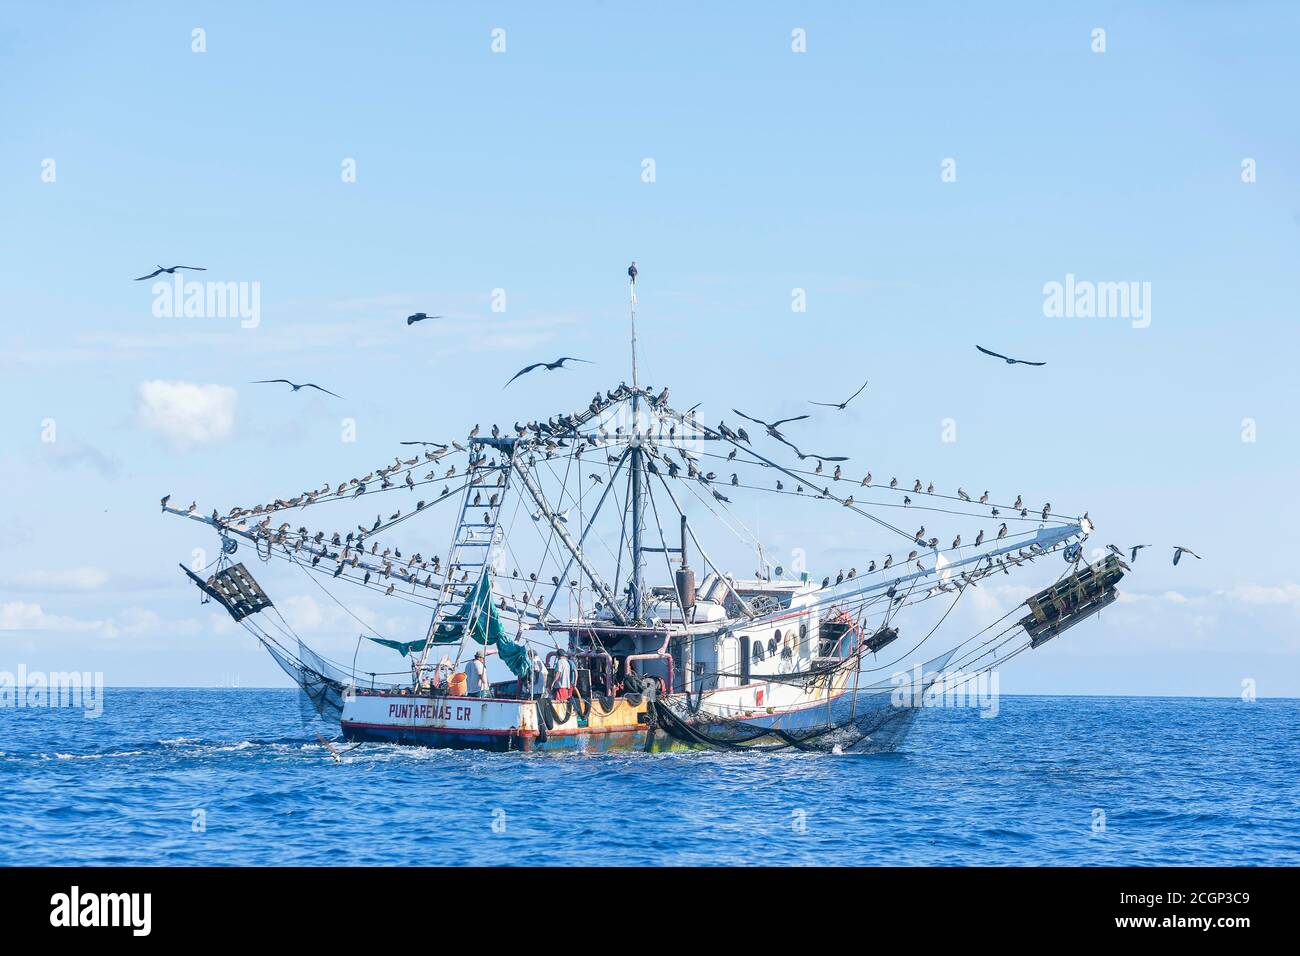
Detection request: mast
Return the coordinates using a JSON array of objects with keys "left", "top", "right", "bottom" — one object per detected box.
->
[{"left": 628, "top": 261, "right": 645, "bottom": 623}]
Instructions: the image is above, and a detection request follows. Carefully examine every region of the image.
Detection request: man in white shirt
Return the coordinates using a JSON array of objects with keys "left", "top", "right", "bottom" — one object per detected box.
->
[
  {"left": 465, "top": 650, "right": 489, "bottom": 698},
  {"left": 529, "top": 650, "right": 548, "bottom": 699}
]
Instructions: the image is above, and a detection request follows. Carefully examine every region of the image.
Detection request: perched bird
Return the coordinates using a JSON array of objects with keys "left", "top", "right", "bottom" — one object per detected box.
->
[
  {"left": 252, "top": 379, "right": 343, "bottom": 399},
  {"left": 628, "top": 261, "right": 638, "bottom": 282},
  {"left": 957, "top": 488, "right": 971, "bottom": 501},
  {"left": 504, "top": 357, "right": 593, "bottom": 387},
  {"left": 1172, "top": 546, "right": 1202, "bottom": 566},
  {"left": 134, "top": 264, "right": 206, "bottom": 281},
  {"left": 406, "top": 313, "right": 443, "bottom": 325},
  {"left": 809, "top": 378, "right": 869, "bottom": 411},
  {"left": 975, "top": 345, "right": 1046, "bottom": 366}
]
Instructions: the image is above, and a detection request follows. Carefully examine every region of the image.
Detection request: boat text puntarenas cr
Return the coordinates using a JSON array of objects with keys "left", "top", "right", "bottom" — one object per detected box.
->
[{"left": 166, "top": 264, "right": 1123, "bottom": 753}]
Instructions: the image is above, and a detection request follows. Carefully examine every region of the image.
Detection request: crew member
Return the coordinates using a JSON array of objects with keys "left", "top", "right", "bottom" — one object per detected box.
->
[
  {"left": 465, "top": 650, "right": 489, "bottom": 698},
  {"left": 550, "top": 648, "right": 574, "bottom": 703},
  {"left": 529, "top": 649, "right": 548, "bottom": 700}
]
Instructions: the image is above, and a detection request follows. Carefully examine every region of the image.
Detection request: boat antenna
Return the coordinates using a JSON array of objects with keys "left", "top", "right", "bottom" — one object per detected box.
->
[
  {"left": 627, "top": 260, "right": 644, "bottom": 621},
  {"left": 628, "top": 260, "right": 639, "bottom": 389}
]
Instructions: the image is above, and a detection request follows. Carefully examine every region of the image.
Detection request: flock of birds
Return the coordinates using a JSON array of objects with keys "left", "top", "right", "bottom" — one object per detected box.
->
[
  {"left": 161, "top": 372, "right": 1200, "bottom": 640},
  {"left": 131, "top": 264, "right": 591, "bottom": 394},
  {"left": 150, "top": 258, "right": 1200, "bottom": 631}
]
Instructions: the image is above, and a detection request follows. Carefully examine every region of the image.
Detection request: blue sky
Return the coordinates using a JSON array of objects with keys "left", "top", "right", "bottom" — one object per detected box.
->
[{"left": 1, "top": 2, "right": 1297, "bottom": 695}]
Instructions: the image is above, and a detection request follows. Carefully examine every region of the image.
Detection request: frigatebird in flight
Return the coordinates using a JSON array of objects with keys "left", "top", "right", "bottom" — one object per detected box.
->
[
  {"left": 810, "top": 378, "right": 869, "bottom": 410},
  {"left": 134, "top": 264, "right": 206, "bottom": 281},
  {"left": 976, "top": 345, "right": 1046, "bottom": 366},
  {"left": 504, "top": 357, "right": 592, "bottom": 388},
  {"left": 731, "top": 409, "right": 809, "bottom": 443},
  {"left": 406, "top": 313, "right": 442, "bottom": 325},
  {"left": 252, "top": 379, "right": 344, "bottom": 399}
]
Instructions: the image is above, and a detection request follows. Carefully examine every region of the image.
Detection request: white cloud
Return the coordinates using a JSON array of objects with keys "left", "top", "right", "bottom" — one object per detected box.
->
[
  {"left": 279, "top": 594, "right": 341, "bottom": 633},
  {"left": 0, "top": 601, "right": 109, "bottom": 634},
  {"left": 0, "top": 567, "right": 112, "bottom": 593},
  {"left": 1220, "top": 583, "right": 1300, "bottom": 607},
  {"left": 0, "top": 601, "right": 170, "bottom": 639},
  {"left": 137, "top": 380, "right": 237, "bottom": 449}
]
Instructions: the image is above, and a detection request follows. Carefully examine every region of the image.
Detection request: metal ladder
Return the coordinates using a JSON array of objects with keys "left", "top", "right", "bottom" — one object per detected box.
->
[{"left": 418, "top": 447, "right": 513, "bottom": 669}]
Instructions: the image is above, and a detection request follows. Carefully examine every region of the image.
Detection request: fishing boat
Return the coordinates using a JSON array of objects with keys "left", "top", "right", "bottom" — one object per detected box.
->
[{"left": 165, "top": 265, "right": 1122, "bottom": 753}]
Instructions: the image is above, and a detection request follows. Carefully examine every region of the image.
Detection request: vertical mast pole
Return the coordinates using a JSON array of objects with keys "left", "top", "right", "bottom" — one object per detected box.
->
[{"left": 628, "top": 261, "right": 644, "bottom": 623}]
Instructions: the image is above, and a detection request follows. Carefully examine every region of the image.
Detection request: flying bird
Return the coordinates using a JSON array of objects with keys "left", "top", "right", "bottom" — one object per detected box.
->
[
  {"left": 976, "top": 345, "right": 1046, "bottom": 366},
  {"left": 809, "top": 378, "right": 869, "bottom": 410},
  {"left": 252, "top": 379, "right": 344, "bottom": 399},
  {"left": 504, "top": 357, "right": 592, "bottom": 388},
  {"left": 1129, "top": 544, "right": 1151, "bottom": 562},
  {"left": 731, "top": 409, "right": 809, "bottom": 444},
  {"left": 784, "top": 441, "right": 849, "bottom": 463},
  {"left": 1172, "top": 546, "right": 1202, "bottom": 566},
  {"left": 406, "top": 313, "right": 443, "bottom": 325},
  {"left": 134, "top": 264, "right": 206, "bottom": 281}
]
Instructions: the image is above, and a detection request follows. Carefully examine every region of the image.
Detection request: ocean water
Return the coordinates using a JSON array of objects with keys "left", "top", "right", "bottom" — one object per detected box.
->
[{"left": 1, "top": 690, "right": 1295, "bottom": 866}]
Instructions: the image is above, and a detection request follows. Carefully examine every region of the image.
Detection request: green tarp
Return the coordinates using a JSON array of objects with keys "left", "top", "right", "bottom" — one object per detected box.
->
[
  {"left": 365, "top": 636, "right": 427, "bottom": 657},
  {"left": 429, "top": 571, "right": 530, "bottom": 679}
]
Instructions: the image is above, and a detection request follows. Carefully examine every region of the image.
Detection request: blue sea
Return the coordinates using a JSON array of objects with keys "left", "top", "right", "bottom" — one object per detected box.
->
[{"left": 2, "top": 690, "right": 1295, "bottom": 866}]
